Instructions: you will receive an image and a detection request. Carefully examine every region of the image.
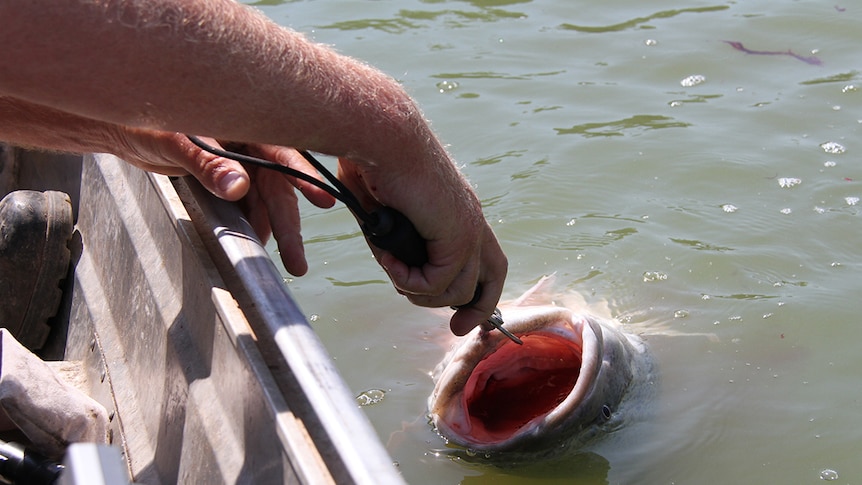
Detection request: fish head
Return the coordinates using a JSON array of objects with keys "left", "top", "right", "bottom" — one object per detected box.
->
[{"left": 428, "top": 276, "right": 642, "bottom": 454}]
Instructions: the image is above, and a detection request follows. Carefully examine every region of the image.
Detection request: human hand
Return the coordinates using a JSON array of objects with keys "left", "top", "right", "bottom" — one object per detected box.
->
[
  {"left": 112, "top": 129, "right": 252, "bottom": 200},
  {"left": 231, "top": 143, "right": 336, "bottom": 276},
  {"left": 112, "top": 129, "right": 335, "bottom": 275},
  {"left": 336, "top": 156, "right": 508, "bottom": 336}
]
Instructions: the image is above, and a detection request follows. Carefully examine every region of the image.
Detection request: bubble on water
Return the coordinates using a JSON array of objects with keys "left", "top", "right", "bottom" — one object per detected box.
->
[
  {"left": 436, "top": 80, "right": 459, "bottom": 93},
  {"left": 643, "top": 271, "right": 668, "bottom": 282},
  {"left": 819, "top": 469, "right": 839, "bottom": 481},
  {"left": 762, "top": 312, "right": 773, "bottom": 319},
  {"left": 355, "top": 388, "right": 386, "bottom": 407},
  {"left": 814, "top": 206, "right": 827, "bottom": 214},
  {"left": 780, "top": 208, "right": 792, "bottom": 214},
  {"left": 673, "top": 309, "right": 689, "bottom": 318},
  {"left": 566, "top": 218, "right": 577, "bottom": 226},
  {"left": 465, "top": 448, "right": 477, "bottom": 457},
  {"left": 669, "top": 100, "right": 683, "bottom": 107},
  {"left": 842, "top": 84, "right": 857, "bottom": 93},
  {"left": 778, "top": 177, "right": 802, "bottom": 188},
  {"left": 309, "top": 314, "right": 319, "bottom": 322},
  {"left": 721, "top": 204, "right": 738, "bottom": 213},
  {"left": 830, "top": 262, "right": 842, "bottom": 267},
  {"left": 832, "top": 105, "right": 841, "bottom": 111},
  {"left": 680, "top": 74, "right": 706, "bottom": 87},
  {"left": 845, "top": 196, "right": 859, "bottom": 205},
  {"left": 645, "top": 39, "right": 658, "bottom": 46},
  {"left": 820, "top": 141, "right": 845, "bottom": 154},
  {"left": 729, "top": 315, "right": 742, "bottom": 322},
  {"left": 824, "top": 160, "right": 837, "bottom": 168}
]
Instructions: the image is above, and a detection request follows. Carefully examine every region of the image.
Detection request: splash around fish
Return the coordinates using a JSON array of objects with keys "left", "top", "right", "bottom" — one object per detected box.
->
[{"left": 427, "top": 275, "right": 655, "bottom": 459}]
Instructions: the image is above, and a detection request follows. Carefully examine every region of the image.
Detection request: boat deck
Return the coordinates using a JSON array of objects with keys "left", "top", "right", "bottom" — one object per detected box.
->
[{"left": 0, "top": 146, "right": 403, "bottom": 484}]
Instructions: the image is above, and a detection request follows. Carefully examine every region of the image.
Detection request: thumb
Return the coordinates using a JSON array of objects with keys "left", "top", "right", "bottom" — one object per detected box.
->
[{"left": 180, "top": 135, "right": 251, "bottom": 201}]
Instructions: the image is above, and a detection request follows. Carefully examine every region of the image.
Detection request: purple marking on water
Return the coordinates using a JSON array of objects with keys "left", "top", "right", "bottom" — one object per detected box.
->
[{"left": 722, "top": 40, "right": 822, "bottom": 66}]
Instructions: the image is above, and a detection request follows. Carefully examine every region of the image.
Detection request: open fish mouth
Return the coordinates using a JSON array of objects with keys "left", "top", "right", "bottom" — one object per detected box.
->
[
  {"left": 459, "top": 329, "right": 583, "bottom": 443},
  {"left": 428, "top": 276, "right": 649, "bottom": 455},
  {"left": 430, "top": 307, "right": 609, "bottom": 451}
]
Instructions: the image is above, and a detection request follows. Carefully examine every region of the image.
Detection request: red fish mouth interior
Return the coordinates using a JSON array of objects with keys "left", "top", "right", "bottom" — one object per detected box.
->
[{"left": 461, "top": 332, "right": 582, "bottom": 444}]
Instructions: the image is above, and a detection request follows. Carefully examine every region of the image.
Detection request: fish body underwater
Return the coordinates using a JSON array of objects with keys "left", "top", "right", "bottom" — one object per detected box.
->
[{"left": 428, "top": 275, "right": 654, "bottom": 457}]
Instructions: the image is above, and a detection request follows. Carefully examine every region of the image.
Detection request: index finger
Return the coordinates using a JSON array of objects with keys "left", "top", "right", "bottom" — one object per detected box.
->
[{"left": 244, "top": 144, "right": 337, "bottom": 209}]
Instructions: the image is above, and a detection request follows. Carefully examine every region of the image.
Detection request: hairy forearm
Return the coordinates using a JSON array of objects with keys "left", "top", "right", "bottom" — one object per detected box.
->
[
  {"left": 0, "top": 1, "right": 506, "bottom": 324},
  {"left": 0, "top": 0, "right": 436, "bottom": 167}
]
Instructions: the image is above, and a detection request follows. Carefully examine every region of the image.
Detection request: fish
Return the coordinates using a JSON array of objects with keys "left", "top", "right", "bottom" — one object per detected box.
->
[{"left": 427, "top": 275, "right": 653, "bottom": 457}]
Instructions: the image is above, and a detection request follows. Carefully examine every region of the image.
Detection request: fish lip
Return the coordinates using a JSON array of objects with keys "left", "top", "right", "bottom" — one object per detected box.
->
[{"left": 429, "top": 308, "right": 601, "bottom": 451}]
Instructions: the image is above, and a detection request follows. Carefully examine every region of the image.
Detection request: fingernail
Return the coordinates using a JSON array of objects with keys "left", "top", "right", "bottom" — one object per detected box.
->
[{"left": 219, "top": 170, "right": 244, "bottom": 195}]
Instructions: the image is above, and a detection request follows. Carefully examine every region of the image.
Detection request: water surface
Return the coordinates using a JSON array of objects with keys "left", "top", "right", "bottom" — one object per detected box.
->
[{"left": 249, "top": 1, "right": 861, "bottom": 483}]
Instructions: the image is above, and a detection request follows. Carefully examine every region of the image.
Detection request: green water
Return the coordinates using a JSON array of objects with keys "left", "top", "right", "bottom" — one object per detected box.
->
[{"left": 250, "top": 1, "right": 861, "bottom": 483}]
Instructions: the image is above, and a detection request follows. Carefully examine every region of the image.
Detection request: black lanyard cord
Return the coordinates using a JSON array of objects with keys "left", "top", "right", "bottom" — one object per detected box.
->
[
  {"left": 185, "top": 135, "right": 428, "bottom": 267},
  {"left": 186, "top": 135, "right": 375, "bottom": 227}
]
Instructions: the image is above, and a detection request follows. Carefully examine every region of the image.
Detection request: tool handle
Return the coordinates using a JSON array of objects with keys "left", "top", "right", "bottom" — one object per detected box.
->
[
  {"left": 362, "top": 206, "right": 428, "bottom": 267},
  {"left": 364, "top": 208, "right": 492, "bottom": 319}
]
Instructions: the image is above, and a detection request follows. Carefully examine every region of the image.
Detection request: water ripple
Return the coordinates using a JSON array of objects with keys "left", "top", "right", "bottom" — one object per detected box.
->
[
  {"left": 472, "top": 149, "right": 528, "bottom": 166},
  {"left": 432, "top": 70, "right": 566, "bottom": 81},
  {"left": 555, "top": 115, "right": 690, "bottom": 137},
  {"left": 667, "top": 93, "right": 723, "bottom": 107},
  {"left": 669, "top": 238, "right": 735, "bottom": 252},
  {"left": 557, "top": 5, "right": 728, "bottom": 33},
  {"left": 799, "top": 70, "right": 859, "bottom": 85},
  {"left": 319, "top": 6, "right": 528, "bottom": 32},
  {"left": 533, "top": 227, "right": 638, "bottom": 250},
  {"left": 326, "top": 277, "right": 388, "bottom": 287}
]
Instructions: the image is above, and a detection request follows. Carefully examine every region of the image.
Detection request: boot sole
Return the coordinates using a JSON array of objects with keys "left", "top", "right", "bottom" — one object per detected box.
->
[{"left": 17, "top": 191, "right": 74, "bottom": 350}]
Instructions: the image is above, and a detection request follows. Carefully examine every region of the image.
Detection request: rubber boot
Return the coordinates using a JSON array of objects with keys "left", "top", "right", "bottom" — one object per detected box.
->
[{"left": 0, "top": 190, "right": 73, "bottom": 350}]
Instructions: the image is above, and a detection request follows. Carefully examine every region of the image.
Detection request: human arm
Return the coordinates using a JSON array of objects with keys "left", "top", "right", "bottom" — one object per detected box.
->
[
  {"left": 0, "top": 0, "right": 508, "bottom": 333},
  {"left": 0, "top": 96, "right": 336, "bottom": 275}
]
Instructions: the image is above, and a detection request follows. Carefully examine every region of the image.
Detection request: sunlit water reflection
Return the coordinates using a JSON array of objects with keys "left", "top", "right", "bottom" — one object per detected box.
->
[{"left": 249, "top": 1, "right": 862, "bottom": 483}]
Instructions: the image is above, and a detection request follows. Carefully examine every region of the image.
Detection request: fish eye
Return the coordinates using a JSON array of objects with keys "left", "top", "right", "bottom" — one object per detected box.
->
[{"left": 601, "top": 405, "right": 612, "bottom": 420}]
